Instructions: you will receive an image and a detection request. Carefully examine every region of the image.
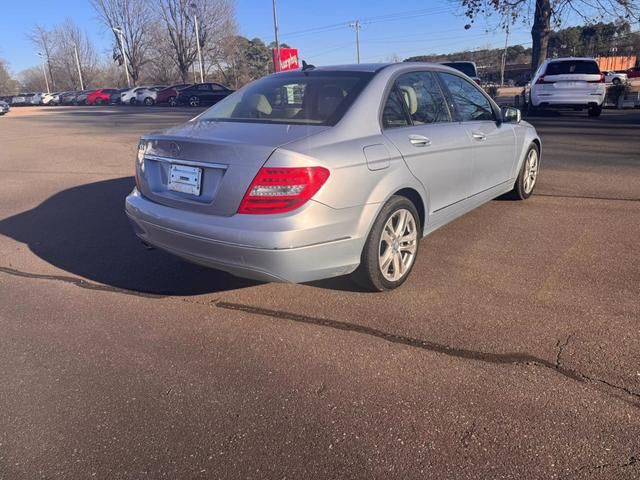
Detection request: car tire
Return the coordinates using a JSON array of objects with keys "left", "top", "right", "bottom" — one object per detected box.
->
[
  {"left": 507, "top": 143, "right": 540, "bottom": 200},
  {"left": 189, "top": 96, "right": 200, "bottom": 107},
  {"left": 96, "top": 99, "right": 104, "bottom": 106},
  {"left": 588, "top": 105, "right": 602, "bottom": 117},
  {"left": 129, "top": 98, "right": 136, "bottom": 105},
  {"left": 144, "top": 97, "right": 154, "bottom": 106},
  {"left": 168, "top": 96, "right": 177, "bottom": 107},
  {"left": 352, "top": 195, "right": 421, "bottom": 291},
  {"left": 612, "top": 78, "right": 621, "bottom": 85}
]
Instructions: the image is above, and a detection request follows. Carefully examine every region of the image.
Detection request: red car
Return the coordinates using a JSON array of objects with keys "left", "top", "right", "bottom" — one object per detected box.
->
[
  {"left": 86, "top": 88, "right": 119, "bottom": 105},
  {"left": 155, "top": 84, "right": 192, "bottom": 106},
  {"left": 627, "top": 66, "right": 640, "bottom": 79}
]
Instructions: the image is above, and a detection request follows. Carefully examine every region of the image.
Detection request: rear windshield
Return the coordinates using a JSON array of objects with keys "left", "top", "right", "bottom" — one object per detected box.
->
[
  {"left": 545, "top": 60, "right": 600, "bottom": 75},
  {"left": 442, "top": 62, "right": 477, "bottom": 78},
  {"left": 198, "top": 71, "right": 374, "bottom": 126}
]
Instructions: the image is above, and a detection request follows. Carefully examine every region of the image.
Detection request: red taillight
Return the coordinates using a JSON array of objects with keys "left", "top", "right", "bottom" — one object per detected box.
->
[
  {"left": 536, "top": 76, "right": 547, "bottom": 84},
  {"left": 238, "top": 166, "right": 330, "bottom": 214},
  {"left": 588, "top": 73, "right": 605, "bottom": 83}
]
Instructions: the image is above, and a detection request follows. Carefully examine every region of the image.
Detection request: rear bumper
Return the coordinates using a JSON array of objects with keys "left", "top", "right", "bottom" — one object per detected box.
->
[
  {"left": 532, "top": 90, "right": 605, "bottom": 107},
  {"left": 125, "top": 188, "right": 377, "bottom": 283}
]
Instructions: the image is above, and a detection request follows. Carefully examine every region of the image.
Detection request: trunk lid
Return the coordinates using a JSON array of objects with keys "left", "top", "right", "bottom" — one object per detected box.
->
[{"left": 138, "top": 120, "right": 329, "bottom": 216}]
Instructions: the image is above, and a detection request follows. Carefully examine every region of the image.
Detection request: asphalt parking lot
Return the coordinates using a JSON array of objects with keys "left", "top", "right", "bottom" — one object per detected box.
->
[{"left": 0, "top": 106, "right": 639, "bottom": 479}]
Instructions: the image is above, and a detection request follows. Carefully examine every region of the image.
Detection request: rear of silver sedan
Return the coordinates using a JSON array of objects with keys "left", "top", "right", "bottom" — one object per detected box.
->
[{"left": 125, "top": 70, "right": 380, "bottom": 283}]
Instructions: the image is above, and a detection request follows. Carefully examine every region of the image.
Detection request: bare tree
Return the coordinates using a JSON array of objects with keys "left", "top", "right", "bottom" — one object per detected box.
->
[
  {"left": 28, "top": 25, "right": 57, "bottom": 90},
  {"left": 52, "top": 19, "right": 98, "bottom": 89},
  {"left": 460, "top": 0, "right": 640, "bottom": 76},
  {"left": 18, "top": 66, "right": 49, "bottom": 92},
  {"left": 90, "top": 0, "right": 153, "bottom": 85},
  {"left": 0, "top": 59, "right": 20, "bottom": 94},
  {"left": 157, "top": 0, "right": 235, "bottom": 82}
]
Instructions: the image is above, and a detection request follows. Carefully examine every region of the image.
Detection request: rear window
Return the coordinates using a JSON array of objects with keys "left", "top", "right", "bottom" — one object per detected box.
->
[
  {"left": 545, "top": 60, "right": 600, "bottom": 75},
  {"left": 442, "top": 62, "right": 477, "bottom": 78},
  {"left": 198, "top": 71, "right": 374, "bottom": 126}
]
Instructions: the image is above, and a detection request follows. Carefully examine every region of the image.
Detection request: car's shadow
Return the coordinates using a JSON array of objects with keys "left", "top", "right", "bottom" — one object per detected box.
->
[{"left": 0, "top": 177, "right": 258, "bottom": 296}]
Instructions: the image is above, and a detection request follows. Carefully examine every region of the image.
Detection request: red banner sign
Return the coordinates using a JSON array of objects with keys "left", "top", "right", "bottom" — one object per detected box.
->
[{"left": 273, "top": 48, "right": 299, "bottom": 72}]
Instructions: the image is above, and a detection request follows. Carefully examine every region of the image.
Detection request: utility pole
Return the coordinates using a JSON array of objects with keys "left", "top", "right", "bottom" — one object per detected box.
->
[
  {"left": 37, "top": 52, "right": 50, "bottom": 93},
  {"left": 500, "top": 26, "right": 509, "bottom": 87},
  {"left": 73, "top": 43, "right": 84, "bottom": 90},
  {"left": 113, "top": 27, "right": 131, "bottom": 88},
  {"left": 190, "top": 3, "right": 205, "bottom": 83},
  {"left": 272, "top": 0, "right": 281, "bottom": 72},
  {"left": 349, "top": 20, "right": 361, "bottom": 64}
]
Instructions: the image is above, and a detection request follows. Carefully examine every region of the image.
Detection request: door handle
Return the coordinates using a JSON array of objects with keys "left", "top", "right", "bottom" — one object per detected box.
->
[
  {"left": 472, "top": 132, "right": 487, "bottom": 141},
  {"left": 408, "top": 134, "right": 432, "bottom": 147}
]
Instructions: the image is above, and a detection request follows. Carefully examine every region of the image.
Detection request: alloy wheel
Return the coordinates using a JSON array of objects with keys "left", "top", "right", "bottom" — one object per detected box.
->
[
  {"left": 523, "top": 148, "right": 539, "bottom": 194},
  {"left": 378, "top": 209, "right": 418, "bottom": 282},
  {"left": 189, "top": 96, "right": 200, "bottom": 107}
]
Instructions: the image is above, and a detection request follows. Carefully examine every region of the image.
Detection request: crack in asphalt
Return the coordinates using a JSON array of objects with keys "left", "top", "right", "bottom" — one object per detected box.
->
[
  {"left": 555, "top": 333, "right": 574, "bottom": 369},
  {"left": 214, "top": 301, "right": 640, "bottom": 410},
  {"left": 2, "top": 265, "right": 638, "bottom": 410},
  {"left": 0, "top": 266, "right": 161, "bottom": 299},
  {"left": 575, "top": 455, "right": 638, "bottom": 475}
]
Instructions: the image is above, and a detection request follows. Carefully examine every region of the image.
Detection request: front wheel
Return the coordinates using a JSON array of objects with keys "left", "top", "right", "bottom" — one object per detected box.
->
[
  {"left": 188, "top": 95, "right": 200, "bottom": 107},
  {"left": 508, "top": 143, "right": 540, "bottom": 200},
  {"left": 129, "top": 98, "right": 136, "bottom": 105},
  {"left": 612, "top": 78, "right": 621, "bottom": 85},
  {"left": 352, "top": 196, "right": 420, "bottom": 291},
  {"left": 144, "top": 97, "right": 154, "bottom": 106},
  {"left": 168, "top": 96, "right": 177, "bottom": 107}
]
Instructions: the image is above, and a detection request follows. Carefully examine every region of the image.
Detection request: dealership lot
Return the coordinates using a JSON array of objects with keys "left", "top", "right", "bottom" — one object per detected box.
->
[{"left": 0, "top": 107, "right": 639, "bottom": 479}]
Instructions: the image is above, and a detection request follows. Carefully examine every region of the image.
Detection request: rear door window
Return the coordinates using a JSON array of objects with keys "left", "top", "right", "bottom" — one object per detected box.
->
[
  {"left": 395, "top": 71, "right": 451, "bottom": 124},
  {"left": 545, "top": 60, "right": 600, "bottom": 75}
]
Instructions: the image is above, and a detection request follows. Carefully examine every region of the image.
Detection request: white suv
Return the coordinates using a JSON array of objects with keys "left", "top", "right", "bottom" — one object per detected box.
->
[{"left": 529, "top": 57, "right": 605, "bottom": 117}]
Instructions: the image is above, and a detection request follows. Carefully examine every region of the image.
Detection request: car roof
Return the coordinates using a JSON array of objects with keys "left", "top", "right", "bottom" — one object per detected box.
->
[{"left": 546, "top": 57, "right": 598, "bottom": 63}]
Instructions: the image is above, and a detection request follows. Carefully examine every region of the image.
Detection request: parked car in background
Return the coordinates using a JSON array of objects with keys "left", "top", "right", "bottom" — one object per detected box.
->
[
  {"left": 155, "top": 84, "right": 192, "bottom": 106},
  {"left": 11, "top": 94, "right": 30, "bottom": 106},
  {"left": 75, "top": 90, "right": 92, "bottom": 105},
  {"left": 126, "top": 63, "right": 540, "bottom": 291},
  {"left": 626, "top": 66, "right": 640, "bottom": 79},
  {"left": 0, "top": 100, "right": 9, "bottom": 115},
  {"left": 42, "top": 92, "right": 60, "bottom": 105},
  {"left": 86, "top": 88, "right": 120, "bottom": 105},
  {"left": 440, "top": 61, "right": 481, "bottom": 84},
  {"left": 135, "top": 85, "right": 167, "bottom": 105},
  {"left": 603, "top": 70, "right": 627, "bottom": 85},
  {"left": 120, "top": 86, "right": 148, "bottom": 105},
  {"left": 528, "top": 57, "right": 605, "bottom": 117},
  {"left": 59, "top": 91, "right": 79, "bottom": 105},
  {"left": 29, "top": 93, "right": 44, "bottom": 105},
  {"left": 175, "top": 82, "right": 234, "bottom": 107},
  {"left": 109, "top": 89, "right": 127, "bottom": 104}
]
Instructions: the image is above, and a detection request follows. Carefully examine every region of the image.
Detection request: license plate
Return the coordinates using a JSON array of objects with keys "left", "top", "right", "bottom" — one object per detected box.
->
[{"left": 168, "top": 164, "right": 202, "bottom": 196}]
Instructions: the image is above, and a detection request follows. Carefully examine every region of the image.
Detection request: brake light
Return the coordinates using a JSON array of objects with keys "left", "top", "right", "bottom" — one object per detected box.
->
[
  {"left": 588, "top": 73, "right": 605, "bottom": 83},
  {"left": 536, "top": 76, "right": 549, "bottom": 84},
  {"left": 238, "top": 166, "right": 330, "bottom": 214}
]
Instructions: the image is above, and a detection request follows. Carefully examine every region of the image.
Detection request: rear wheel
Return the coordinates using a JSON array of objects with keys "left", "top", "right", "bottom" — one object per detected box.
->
[
  {"left": 352, "top": 196, "right": 420, "bottom": 291},
  {"left": 189, "top": 96, "right": 200, "bottom": 107},
  {"left": 588, "top": 105, "right": 602, "bottom": 117},
  {"left": 96, "top": 99, "right": 104, "bottom": 105},
  {"left": 168, "top": 96, "right": 177, "bottom": 107},
  {"left": 144, "top": 97, "right": 154, "bottom": 106},
  {"left": 129, "top": 98, "right": 136, "bottom": 105},
  {"left": 612, "top": 77, "right": 621, "bottom": 85}
]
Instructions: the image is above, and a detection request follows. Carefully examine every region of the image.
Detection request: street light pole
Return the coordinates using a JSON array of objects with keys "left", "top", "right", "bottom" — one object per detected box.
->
[
  {"left": 113, "top": 27, "right": 131, "bottom": 88},
  {"left": 73, "top": 43, "right": 85, "bottom": 90},
  {"left": 500, "top": 26, "right": 509, "bottom": 87},
  {"left": 272, "top": 0, "right": 281, "bottom": 72},
  {"left": 349, "top": 20, "right": 361, "bottom": 64},
  {"left": 189, "top": 3, "right": 205, "bottom": 83},
  {"left": 37, "top": 52, "right": 50, "bottom": 93}
]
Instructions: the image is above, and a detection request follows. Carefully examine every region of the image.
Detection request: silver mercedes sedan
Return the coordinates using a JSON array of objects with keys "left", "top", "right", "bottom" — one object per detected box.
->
[{"left": 126, "top": 63, "right": 541, "bottom": 290}]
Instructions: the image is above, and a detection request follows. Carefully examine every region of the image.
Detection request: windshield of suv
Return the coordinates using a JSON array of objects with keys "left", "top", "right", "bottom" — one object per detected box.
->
[
  {"left": 198, "top": 71, "right": 374, "bottom": 126},
  {"left": 545, "top": 60, "right": 600, "bottom": 75},
  {"left": 442, "top": 62, "right": 477, "bottom": 78}
]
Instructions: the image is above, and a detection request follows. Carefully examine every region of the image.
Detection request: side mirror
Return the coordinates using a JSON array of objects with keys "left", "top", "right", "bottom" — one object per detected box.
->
[{"left": 501, "top": 106, "right": 521, "bottom": 124}]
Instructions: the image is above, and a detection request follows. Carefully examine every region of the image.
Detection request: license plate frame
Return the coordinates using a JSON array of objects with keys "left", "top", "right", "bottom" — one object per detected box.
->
[{"left": 168, "top": 164, "right": 202, "bottom": 196}]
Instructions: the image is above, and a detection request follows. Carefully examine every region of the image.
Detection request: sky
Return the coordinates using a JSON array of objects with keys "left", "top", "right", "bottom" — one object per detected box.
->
[{"left": 0, "top": 0, "right": 546, "bottom": 75}]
